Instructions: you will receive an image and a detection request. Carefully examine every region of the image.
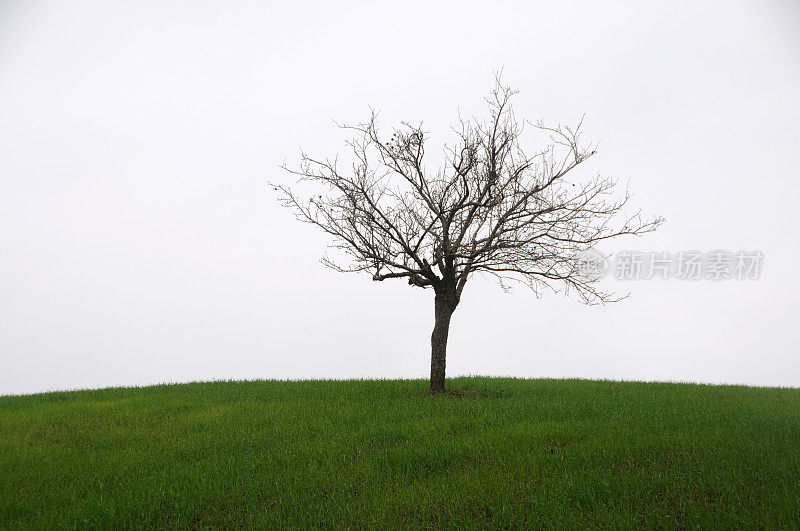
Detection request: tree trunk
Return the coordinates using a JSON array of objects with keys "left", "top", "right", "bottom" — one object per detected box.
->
[{"left": 430, "top": 292, "right": 455, "bottom": 393}]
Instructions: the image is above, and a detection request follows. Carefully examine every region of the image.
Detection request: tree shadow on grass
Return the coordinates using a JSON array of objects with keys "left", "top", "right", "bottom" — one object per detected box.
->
[{"left": 400, "top": 388, "right": 510, "bottom": 400}]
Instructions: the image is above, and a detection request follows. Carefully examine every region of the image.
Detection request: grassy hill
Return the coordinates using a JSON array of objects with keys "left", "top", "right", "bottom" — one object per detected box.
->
[{"left": 1, "top": 378, "right": 798, "bottom": 528}]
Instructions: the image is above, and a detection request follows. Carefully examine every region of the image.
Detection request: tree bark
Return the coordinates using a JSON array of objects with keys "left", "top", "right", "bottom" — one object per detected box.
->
[{"left": 430, "top": 292, "right": 455, "bottom": 393}]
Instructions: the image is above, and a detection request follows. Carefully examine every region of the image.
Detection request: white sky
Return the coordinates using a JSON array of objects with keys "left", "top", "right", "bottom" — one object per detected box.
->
[{"left": 1, "top": 1, "right": 799, "bottom": 395}]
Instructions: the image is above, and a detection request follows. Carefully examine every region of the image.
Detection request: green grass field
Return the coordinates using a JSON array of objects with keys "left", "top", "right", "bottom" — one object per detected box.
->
[{"left": 1, "top": 378, "right": 798, "bottom": 528}]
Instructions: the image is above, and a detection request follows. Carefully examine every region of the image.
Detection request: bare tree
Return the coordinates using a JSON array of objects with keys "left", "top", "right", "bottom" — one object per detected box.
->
[{"left": 273, "top": 78, "right": 663, "bottom": 393}]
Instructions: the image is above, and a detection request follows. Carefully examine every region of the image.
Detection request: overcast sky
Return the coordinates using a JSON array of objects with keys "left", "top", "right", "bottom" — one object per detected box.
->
[{"left": 1, "top": 1, "right": 799, "bottom": 395}]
